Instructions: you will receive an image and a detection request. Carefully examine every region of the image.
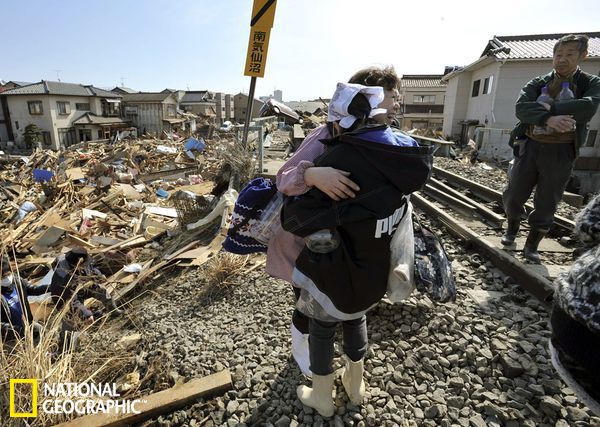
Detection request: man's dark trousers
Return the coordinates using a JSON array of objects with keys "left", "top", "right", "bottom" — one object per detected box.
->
[{"left": 503, "top": 138, "right": 576, "bottom": 230}]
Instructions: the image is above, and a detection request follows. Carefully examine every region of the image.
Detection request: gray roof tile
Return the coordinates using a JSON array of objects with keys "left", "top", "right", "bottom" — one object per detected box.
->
[
  {"left": 483, "top": 32, "right": 600, "bottom": 60},
  {"left": 0, "top": 81, "right": 121, "bottom": 97},
  {"left": 401, "top": 75, "right": 447, "bottom": 88}
]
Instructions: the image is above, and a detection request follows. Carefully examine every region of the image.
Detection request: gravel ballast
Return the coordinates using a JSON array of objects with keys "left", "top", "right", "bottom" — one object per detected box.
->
[{"left": 86, "top": 157, "right": 600, "bottom": 426}]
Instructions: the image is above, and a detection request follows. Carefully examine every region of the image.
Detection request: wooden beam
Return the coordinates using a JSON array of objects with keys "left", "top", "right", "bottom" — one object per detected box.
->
[{"left": 55, "top": 370, "right": 232, "bottom": 427}]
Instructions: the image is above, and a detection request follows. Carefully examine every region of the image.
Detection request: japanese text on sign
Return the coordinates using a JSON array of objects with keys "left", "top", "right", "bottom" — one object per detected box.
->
[{"left": 244, "top": 27, "right": 271, "bottom": 77}]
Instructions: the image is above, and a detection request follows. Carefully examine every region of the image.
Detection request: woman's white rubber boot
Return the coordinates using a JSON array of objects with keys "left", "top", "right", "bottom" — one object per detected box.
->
[
  {"left": 291, "top": 323, "right": 312, "bottom": 377},
  {"left": 341, "top": 357, "right": 365, "bottom": 405},
  {"left": 297, "top": 373, "right": 335, "bottom": 417}
]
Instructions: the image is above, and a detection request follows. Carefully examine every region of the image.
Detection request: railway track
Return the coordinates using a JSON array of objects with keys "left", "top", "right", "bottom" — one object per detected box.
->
[{"left": 412, "top": 166, "right": 578, "bottom": 306}]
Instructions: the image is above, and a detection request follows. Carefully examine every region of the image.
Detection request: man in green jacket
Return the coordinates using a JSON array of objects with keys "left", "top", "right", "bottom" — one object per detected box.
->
[{"left": 502, "top": 34, "right": 600, "bottom": 263}]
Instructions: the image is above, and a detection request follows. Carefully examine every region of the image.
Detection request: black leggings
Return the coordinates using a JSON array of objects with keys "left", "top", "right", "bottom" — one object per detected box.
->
[
  {"left": 309, "top": 316, "right": 368, "bottom": 375},
  {"left": 291, "top": 286, "right": 310, "bottom": 334}
]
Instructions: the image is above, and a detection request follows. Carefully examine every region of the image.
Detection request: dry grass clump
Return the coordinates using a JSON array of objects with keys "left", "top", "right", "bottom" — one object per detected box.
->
[
  {"left": 0, "top": 254, "right": 131, "bottom": 425},
  {"left": 203, "top": 253, "right": 248, "bottom": 288}
]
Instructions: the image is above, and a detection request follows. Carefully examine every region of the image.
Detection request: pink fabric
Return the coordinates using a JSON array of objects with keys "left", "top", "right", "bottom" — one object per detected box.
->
[{"left": 265, "top": 125, "right": 330, "bottom": 282}]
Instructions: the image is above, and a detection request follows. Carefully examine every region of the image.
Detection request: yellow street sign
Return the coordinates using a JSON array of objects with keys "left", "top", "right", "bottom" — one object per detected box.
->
[
  {"left": 250, "top": 0, "right": 277, "bottom": 28},
  {"left": 244, "top": 26, "right": 271, "bottom": 78}
]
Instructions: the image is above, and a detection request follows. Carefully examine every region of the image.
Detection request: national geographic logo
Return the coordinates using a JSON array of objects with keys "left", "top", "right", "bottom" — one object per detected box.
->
[
  {"left": 8, "top": 379, "right": 143, "bottom": 418},
  {"left": 9, "top": 379, "right": 38, "bottom": 418}
]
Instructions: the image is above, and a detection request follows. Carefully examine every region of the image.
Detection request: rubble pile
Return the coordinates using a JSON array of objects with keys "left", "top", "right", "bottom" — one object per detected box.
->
[
  {"left": 0, "top": 135, "right": 249, "bottom": 301},
  {"left": 405, "top": 127, "right": 445, "bottom": 139}
]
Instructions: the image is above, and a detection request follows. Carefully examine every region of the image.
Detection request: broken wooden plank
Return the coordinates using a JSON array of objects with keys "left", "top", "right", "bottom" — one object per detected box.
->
[
  {"left": 55, "top": 370, "right": 232, "bottom": 427},
  {"left": 35, "top": 226, "right": 67, "bottom": 247},
  {"left": 66, "top": 167, "right": 85, "bottom": 181},
  {"left": 18, "top": 257, "right": 55, "bottom": 267},
  {"left": 145, "top": 206, "right": 178, "bottom": 218},
  {"left": 190, "top": 235, "right": 225, "bottom": 266},
  {"left": 90, "top": 236, "right": 123, "bottom": 246},
  {"left": 116, "top": 183, "right": 143, "bottom": 200},
  {"left": 96, "top": 235, "right": 147, "bottom": 253},
  {"left": 83, "top": 208, "right": 108, "bottom": 220},
  {"left": 172, "top": 181, "right": 214, "bottom": 196},
  {"left": 67, "top": 233, "right": 97, "bottom": 249}
]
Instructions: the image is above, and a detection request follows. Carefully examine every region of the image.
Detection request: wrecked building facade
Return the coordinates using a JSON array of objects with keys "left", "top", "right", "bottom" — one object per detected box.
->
[
  {"left": 122, "top": 92, "right": 196, "bottom": 135},
  {"left": 0, "top": 81, "right": 126, "bottom": 150}
]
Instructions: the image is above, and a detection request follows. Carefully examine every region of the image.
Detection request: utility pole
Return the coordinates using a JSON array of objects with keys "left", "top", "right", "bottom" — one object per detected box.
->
[{"left": 52, "top": 69, "right": 62, "bottom": 82}]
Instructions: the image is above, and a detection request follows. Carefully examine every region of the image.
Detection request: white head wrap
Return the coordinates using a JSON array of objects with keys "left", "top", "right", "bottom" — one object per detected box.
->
[{"left": 327, "top": 82, "right": 386, "bottom": 129}]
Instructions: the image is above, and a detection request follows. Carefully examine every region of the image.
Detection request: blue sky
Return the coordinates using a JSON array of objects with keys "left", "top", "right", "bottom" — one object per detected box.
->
[{"left": 1, "top": 0, "right": 598, "bottom": 101}]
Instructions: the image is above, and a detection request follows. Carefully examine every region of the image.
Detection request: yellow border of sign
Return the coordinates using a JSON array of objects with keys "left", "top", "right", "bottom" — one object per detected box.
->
[{"left": 9, "top": 379, "right": 38, "bottom": 418}]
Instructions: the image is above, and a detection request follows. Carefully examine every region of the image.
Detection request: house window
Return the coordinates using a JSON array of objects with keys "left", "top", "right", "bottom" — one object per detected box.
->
[
  {"left": 483, "top": 76, "right": 494, "bottom": 95},
  {"left": 102, "top": 99, "right": 120, "bottom": 116},
  {"left": 79, "top": 129, "right": 93, "bottom": 142},
  {"left": 76, "top": 103, "right": 91, "bottom": 111},
  {"left": 42, "top": 131, "right": 52, "bottom": 146},
  {"left": 58, "top": 127, "right": 76, "bottom": 147},
  {"left": 28, "top": 101, "right": 43, "bottom": 115},
  {"left": 57, "top": 101, "right": 71, "bottom": 115},
  {"left": 413, "top": 95, "right": 436, "bottom": 103},
  {"left": 167, "top": 104, "right": 176, "bottom": 117},
  {"left": 472, "top": 80, "right": 481, "bottom": 97}
]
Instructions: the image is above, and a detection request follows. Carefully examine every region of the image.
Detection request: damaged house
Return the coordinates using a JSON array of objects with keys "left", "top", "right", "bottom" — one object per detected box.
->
[
  {"left": 0, "top": 80, "right": 128, "bottom": 150},
  {"left": 122, "top": 92, "right": 196, "bottom": 135},
  {"left": 180, "top": 91, "right": 218, "bottom": 124}
]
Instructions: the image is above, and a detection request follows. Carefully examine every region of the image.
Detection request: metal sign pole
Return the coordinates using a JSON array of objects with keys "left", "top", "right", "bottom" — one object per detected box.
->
[
  {"left": 241, "top": 77, "right": 257, "bottom": 150},
  {"left": 230, "top": 0, "right": 277, "bottom": 190}
]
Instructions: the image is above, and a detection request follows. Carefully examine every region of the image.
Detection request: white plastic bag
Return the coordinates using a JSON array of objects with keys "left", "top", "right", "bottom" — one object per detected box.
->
[
  {"left": 386, "top": 200, "right": 415, "bottom": 302},
  {"left": 252, "top": 192, "right": 284, "bottom": 245}
]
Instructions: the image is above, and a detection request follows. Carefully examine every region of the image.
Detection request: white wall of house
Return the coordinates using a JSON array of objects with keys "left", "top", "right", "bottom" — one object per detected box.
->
[
  {"left": 6, "top": 97, "right": 54, "bottom": 148},
  {"left": 4, "top": 95, "right": 109, "bottom": 149},
  {"left": 465, "top": 62, "right": 501, "bottom": 126},
  {"left": 48, "top": 95, "right": 96, "bottom": 148},
  {"left": 443, "top": 72, "right": 473, "bottom": 137},
  {"left": 90, "top": 98, "right": 103, "bottom": 115}
]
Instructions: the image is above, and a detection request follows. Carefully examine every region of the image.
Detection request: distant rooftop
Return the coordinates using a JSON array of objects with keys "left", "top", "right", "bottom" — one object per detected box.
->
[
  {"left": 181, "top": 91, "right": 211, "bottom": 103},
  {"left": 121, "top": 92, "right": 174, "bottom": 102},
  {"left": 4, "top": 81, "right": 33, "bottom": 87},
  {"left": 482, "top": 31, "right": 600, "bottom": 59},
  {"left": 401, "top": 75, "right": 447, "bottom": 88},
  {"left": 0, "top": 81, "right": 120, "bottom": 97},
  {"left": 285, "top": 100, "right": 326, "bottom": 114},
  {"left": 111, "top": 86, "right": 137, "bottom": 94}
]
